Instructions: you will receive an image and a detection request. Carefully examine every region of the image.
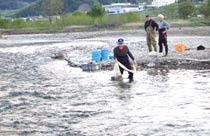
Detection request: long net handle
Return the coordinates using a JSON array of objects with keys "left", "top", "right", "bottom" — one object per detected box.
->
[{"left": 117, "top": 61, "right": 136, "bottom": 74}]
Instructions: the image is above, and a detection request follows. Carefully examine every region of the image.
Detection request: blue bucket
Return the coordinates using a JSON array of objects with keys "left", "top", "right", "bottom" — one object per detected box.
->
[
  {"left": 109, "top": 55, "right": 115, "bottom": 60},
  {"left": 92, "top": 50, "right": 101, "bottom": 62},
  {"left": 101, "top": 49, "right": 109, "bottom": 61}
]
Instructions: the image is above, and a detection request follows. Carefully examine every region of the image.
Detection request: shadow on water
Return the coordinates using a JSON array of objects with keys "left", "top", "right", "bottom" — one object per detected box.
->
[{"left": 117, "top": 82, "right": 132, "bottom": 89}]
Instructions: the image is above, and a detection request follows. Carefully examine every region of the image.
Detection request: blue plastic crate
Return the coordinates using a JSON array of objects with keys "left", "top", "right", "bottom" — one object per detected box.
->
[
  {"left": 92, "top": 50, "right": 101, "bottom": 62},
  {"left": 101, "top": 49, "right": 109, "bottom": 61}
]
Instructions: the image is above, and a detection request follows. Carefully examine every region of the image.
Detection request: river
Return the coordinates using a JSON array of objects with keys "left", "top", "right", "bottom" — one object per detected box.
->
[{"left": 0, "top": 32, "right": 210, "bottom": 136}]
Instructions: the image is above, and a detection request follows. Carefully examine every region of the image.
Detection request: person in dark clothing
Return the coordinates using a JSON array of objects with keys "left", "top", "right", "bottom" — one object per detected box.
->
[
  {"left": 158, "top": 14, "right": 170, "bottom": 57},
  {"left": 114, "top": 38, "right": 136, "bottom": 83},
  {"left": 144, "top": 15, "right": 159, "bottom": 52}
]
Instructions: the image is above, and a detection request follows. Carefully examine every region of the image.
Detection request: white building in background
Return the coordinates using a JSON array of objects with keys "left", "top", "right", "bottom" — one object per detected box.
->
[
  {"left": 149, "top": 0, "right": 176, "bottom": 8},
  {"left": 103, "top": 3, "right": 140, "bottom": 15}
]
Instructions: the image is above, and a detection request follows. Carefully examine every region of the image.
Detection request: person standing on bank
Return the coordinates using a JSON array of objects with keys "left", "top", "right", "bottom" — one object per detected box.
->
[
  {"left": 144, "top": 15, "right": 159, "bottom": 53},
  {"left": 114, "top": 38, "right": 136, "bottom": 83},
  {"left": 158, "top": 14, "right": 170, "bottom": 57}
]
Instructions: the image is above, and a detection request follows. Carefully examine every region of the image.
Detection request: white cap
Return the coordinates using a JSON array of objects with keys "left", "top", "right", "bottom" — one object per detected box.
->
[{"left": 158, "top": 14, "right": 164, "bottom": 19}]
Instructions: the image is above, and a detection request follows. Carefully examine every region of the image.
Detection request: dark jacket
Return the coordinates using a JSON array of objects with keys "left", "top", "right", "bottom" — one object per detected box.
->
[
  {"left": 114, "top": 45, "right": 134, "bottom": 64},
  {"left": 144, "top": 19, "right": 159, "bottom": 31}
]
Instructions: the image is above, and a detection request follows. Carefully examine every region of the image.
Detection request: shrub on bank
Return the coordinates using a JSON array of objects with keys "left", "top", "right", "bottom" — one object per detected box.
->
[
  {"left": 0, "top": 18, "right": 10, "bottom": 29},
  {"left": 141, "top": 4, "right": 179, "bottom": 20},
  {"left": 63, "top": 14, "right": 94, "bottom": 26},
  {"left": 8, "top": 18, "right": 27, "bottom": 29},
  {"left": 26, "top": 19, "right": 50, "bottom": 29},
  {"left": 199, "top": 0, "right": 210, "bottom": 17},
  {"left": 101, "top": 15, "right": 122, "bottom": 27},
  {"left": 100, "top": 12, "right": 141, "bottom": 27},
  {"left": 1, "top": 3, "right": 209, "bottom": 32},
  {"left": 118, "top": 12, "right": 140, "bottom": 23},
  {"left": 178, "top": 1, "right": 196, "bottom": 19}
]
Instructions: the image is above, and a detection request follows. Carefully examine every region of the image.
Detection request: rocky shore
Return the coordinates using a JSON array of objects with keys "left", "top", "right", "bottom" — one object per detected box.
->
[
  {"left": 1, "top": 25, "right": 210, "bottom": 36},
  {"left": 50, "top": 27, "right": 210, "bottom": 70},
  {"left": 1, "top": 26, "right": 210, "bottom": 70}
]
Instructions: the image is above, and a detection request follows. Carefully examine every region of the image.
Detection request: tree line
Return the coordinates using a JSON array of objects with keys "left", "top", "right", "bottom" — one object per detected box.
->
[
  {"left": 14, "top": 0, "right": 147, "bottom": 17},
  {"left": 178, "top": 0, "right": 210, "bottom": 19},
  {"left": 0, "top": 0, "right": 209, "bottom": 30}
]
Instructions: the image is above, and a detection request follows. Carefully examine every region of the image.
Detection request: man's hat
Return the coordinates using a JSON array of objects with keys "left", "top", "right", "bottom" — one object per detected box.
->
[{"left": 117, "top": 38, "right": 124, "bottom": 44}]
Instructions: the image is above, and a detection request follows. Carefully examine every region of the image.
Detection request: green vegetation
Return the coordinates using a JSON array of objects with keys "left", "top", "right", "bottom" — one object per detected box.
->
[
  {"left": 0, "top": 1, "right": 209, "bottom": 33},
  {"left": 140, "top": 3, "right": 179, "bottom": 19},
  {"left": 87, "top": 4, "right": 105, "bottom": 18},
  {"left": 42, "top": 0, "right": 64, "bottom": 25},
  {"left": 14, "top": 0, "right": 94, "bottom": 17},
  {"left": 15, "top": 0, "right": 43, "bottom": 17},
  {"left": 0, "top": 12, "right": 142, "bottom": 30},
  {"left": 63, "top": 13, "right": 94, "bottom": 26},
  {"left": 178, "top": 1, "right": 196, "bottom": 19},
  {"left": 0, "top": 0, "right": 36, "bottom": 10},
  {"left": 14, "top": 0, "right": 144, "bottom": 17},
  {"left": 87, "top": 4, "right": 106, "bottom": 24},
  {"left": 199, "top": 0, "right": 210, "bottom": 17},
  {"left": 0, "top": 18, "right": 10, "bottom": 28}
]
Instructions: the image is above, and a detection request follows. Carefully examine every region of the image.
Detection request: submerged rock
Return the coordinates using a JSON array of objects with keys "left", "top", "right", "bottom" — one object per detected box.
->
[
  {"left": 51, "top": 52, "right": 65, "bottom": 60},
  {"left": 147, "top": 62, "right": 156, "bottom": 68},
  {"left": 111, "top": 75, "right": 123, "bottom": 81},
  {"left": 81, "top": 63, "right": 101, "bottom": 72},
  {"left": 63, "top": 56, "right": 210, "bottom": 71}
]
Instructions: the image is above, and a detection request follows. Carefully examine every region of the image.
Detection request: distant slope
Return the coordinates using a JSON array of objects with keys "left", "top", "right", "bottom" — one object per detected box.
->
[
  {"left": 14, "top": 0, "right": 97, "bottom": 17},
  {"left": 14, "top": 0, "right": 44, "bottom": 17},
  {"left": 0, "top": 0, "right": 36, "bottom": 10},
  {"left": 14, "top": 0, "right": 144, "bottom": 17}
]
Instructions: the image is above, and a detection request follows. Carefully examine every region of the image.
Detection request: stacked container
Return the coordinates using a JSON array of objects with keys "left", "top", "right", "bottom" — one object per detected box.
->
[
  {"left": 101, "top": 49, "right": 109, "bottom": 61},
  {"left": 92, "top": 49, "right": 114, "bottom": 62},
  {"left": 91, "top": 50, "right": 102, "bottom": 62}
]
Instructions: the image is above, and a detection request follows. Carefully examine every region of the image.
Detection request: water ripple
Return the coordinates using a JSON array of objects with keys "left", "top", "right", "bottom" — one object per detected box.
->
[{"left": 0, "top": 35, "right": 210, "bottom": 136}]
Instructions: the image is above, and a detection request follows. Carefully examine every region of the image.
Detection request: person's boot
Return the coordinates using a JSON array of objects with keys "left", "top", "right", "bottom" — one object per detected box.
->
[
  {"left": 165, "top": 46, "right": 168, "bottom": 57},
  {"left": 129, "top": 78, "right": 134, "bottom": 83},
  {"left": 153, "top": 45, "right": 157, "bottom": 52},
  {"left": 157, "top": 52, "right": 164, "bottom": 57}
]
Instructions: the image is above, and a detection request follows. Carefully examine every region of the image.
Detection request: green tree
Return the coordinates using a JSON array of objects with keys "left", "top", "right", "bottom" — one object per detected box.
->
[
  {"left": 178, "top": 1, "right": 196, "bottom": 19},
  {"left": 42, "top": 0, "right": 64, "bottom": 26},
  {"left": 199, "top": 0, "right": 210, "bottom": 17},
  {"left": 87, "top": 4, "right": 105, "bottom": 18}
]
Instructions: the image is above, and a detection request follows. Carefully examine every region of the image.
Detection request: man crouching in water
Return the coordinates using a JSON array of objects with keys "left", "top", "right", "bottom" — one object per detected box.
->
[{"left": 114, "top": 38, "right": 136, "bottom": 83}]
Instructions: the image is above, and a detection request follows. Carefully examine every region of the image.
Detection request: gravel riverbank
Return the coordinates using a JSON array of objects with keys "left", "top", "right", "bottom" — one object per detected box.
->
[{"left": 1, "top": 26, "right": 210, "bottom": 70}]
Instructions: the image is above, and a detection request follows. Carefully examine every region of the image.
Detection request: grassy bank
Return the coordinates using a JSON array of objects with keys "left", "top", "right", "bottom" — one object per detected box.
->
[
  {"left": 0, "top": 12, "right": 144, "bottom": 34},
  {"left": 0, "top": 5, "right": 209, "bottom": 34}
]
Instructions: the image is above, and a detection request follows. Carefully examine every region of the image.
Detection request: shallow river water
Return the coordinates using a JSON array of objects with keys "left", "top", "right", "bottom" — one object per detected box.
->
[{"left": 0, "top": 33, "right": 210, "bottom": 136}]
